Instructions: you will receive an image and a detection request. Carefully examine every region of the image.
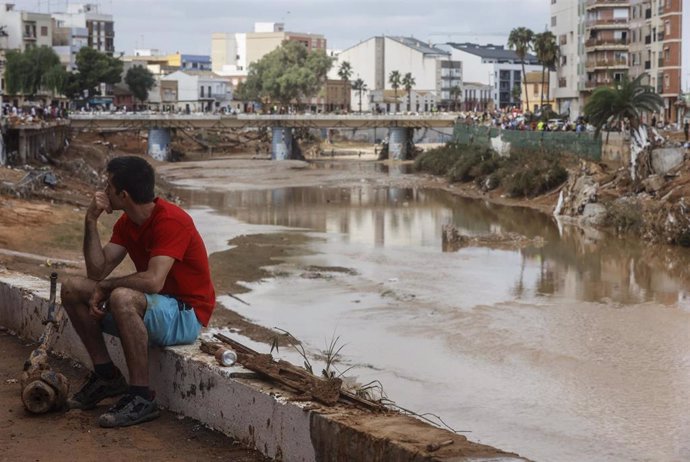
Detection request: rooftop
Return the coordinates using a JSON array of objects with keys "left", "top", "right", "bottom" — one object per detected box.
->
[
  {"left": 388, "top": 36, "right": 450, "bottom": 56},
  {"left": 447, "top": 42, "right": 538, "bottom": 64}
]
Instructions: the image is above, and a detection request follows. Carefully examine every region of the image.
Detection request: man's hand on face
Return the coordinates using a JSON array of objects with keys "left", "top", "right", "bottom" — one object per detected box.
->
[
  {"left": 86, "top": 191, "right": 113, "bottom": 221},
  {"left": 88, "top": 283, "right": 109, "bottom": 321}
]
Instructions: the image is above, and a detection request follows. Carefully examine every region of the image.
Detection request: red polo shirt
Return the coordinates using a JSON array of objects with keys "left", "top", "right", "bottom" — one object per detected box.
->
[{"left": 110, "top": 198, "right": 216, "bottom": 326}]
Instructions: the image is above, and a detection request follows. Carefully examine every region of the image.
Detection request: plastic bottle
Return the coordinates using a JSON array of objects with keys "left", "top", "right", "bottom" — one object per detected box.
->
[{"left": 215, "top": 347, "right": 237, "bottom": 367}]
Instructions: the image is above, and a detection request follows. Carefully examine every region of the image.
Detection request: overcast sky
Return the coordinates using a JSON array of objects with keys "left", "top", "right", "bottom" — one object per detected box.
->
[{"left": 12, "top": 0, "right": 550, "bottom": 55}]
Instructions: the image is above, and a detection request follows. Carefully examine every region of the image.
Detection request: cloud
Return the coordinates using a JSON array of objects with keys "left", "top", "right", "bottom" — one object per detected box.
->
[{"left": 8, "top": 0, "right": 549, "bottom": 55}]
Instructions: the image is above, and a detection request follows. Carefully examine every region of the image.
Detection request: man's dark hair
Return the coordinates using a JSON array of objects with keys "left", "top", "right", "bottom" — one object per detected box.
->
[{"left": 106, "top": 156, "right": 155, "bottom": 204}]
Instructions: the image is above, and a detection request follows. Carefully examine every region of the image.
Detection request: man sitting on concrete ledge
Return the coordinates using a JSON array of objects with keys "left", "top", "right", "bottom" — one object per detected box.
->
[{"left": 60, "top": 155, "right": 216, "bottom": 427}]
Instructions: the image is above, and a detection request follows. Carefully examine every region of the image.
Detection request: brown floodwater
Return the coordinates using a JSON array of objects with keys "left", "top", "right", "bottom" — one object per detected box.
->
[{"left": 169, "top": 159, "right": 690, "bottom": 462}]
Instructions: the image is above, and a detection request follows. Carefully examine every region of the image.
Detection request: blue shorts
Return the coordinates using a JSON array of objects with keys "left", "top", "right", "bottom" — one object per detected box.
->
[{"left": 101, "top": 294, "right": 202, "bottom": 347}]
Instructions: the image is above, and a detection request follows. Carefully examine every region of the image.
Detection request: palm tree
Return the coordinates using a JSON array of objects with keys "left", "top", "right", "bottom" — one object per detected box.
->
[
  {"left": 533, "top": 31, "right": 559, "bottom": 111},
  {"left": 402, "top": 72, "right": 415, "bottom": 112},
  {"left": 388, "top": 70, "right": 401, "bottom": 111},
  {"left": 337, "top": 61, "right": 353, "bottom": 112},
  {"left": 584, "top": 73, "right": 663, "bottom": 140},
  {"left": 508, "top": 27, "right": 535, "bottom": 112},
  {"left": 352, "top": 78, "right": 367, "bottom": 112},
  {"left": 450, "top": 85, "right": 462, "bottom": 111}
]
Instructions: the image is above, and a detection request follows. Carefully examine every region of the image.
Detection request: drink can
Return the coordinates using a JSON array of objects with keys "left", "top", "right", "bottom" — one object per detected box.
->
[{"left": 215, "top": 347, "right": 237, "bottom": 366}]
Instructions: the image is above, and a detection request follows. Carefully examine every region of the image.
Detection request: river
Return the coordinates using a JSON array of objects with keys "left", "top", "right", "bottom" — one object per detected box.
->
[{"left": 163, "top": 157, "right": 690, "bottom": 462}]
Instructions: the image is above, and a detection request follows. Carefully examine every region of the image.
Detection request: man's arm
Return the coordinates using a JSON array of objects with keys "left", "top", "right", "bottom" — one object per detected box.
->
[
  {"left": 84, "top": 191, "right": 126, "bottom": 280},
  {"left": 88, "top": 255, "right": 175, "bottom": 317},
  {"left": 98, "top": 255, "right": 175, "bottom": 294}
]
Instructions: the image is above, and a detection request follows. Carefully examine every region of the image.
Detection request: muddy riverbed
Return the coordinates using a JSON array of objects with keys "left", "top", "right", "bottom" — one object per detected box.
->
[{"left": 156, "top": 156, "right": 690, "bottom": 462}]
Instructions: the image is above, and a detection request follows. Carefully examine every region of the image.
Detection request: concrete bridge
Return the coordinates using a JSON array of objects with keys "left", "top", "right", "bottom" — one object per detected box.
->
[{"left": 69, "top": 113, "right": 458, "bottom": 160}]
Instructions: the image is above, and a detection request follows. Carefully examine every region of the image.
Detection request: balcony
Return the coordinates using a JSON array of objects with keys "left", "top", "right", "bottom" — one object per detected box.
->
[
  {"left": 585, "top": 79, "right": 613, "bottom": 89},
  {"left": 585, "top": 57, "right": 628, "bottom": 70},
  {"left": 586, "top": 18, "right": 630, "bottom": 29},
  {"left": 584, "top": 37, "right": 629, "bottom": 49},
  {"left": 586, "top": 0, "right": 630, "bottom": 9}
]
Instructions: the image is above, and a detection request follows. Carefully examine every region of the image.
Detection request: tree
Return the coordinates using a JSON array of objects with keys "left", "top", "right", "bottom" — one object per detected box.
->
[
  {"left": 72, "top": 47, "right": 123, "bottom": 98},
  {"left": 508, "top": 27, "right": 535, "bottom": 112},
  {"left": 352, "top": 78, "right": 367, "bottom": 112},
  {"left": 402, "top": 72, "right": 415, "bottom": 112},
  {"left": 125, "top": 65, "right": 155, "bottom": 106},
  {"left": 388, "top": 70, "right": 401, "bottom": 111},
  {"left": 239, "top": 40, "right": 332, "bottom": 109},
  {"left": 450, "top": 85, "right": 462, "bottom": 111},
  {"left": 338, "top": 61, "right": 352, "bottom": 110},
  {"left": 584, "top": 73, "right": 663, "bottom": 139},
  {"left": 4, "top": 46, "right": 68, "bottom": 97},
  {"left": 533, "top": 31, "right": 559, "bottom": 111}
]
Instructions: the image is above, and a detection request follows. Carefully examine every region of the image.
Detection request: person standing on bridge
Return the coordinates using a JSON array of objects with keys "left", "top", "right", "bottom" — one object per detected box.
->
[{"left": 60, "top": 155, "right": 215, "bottom": 427}]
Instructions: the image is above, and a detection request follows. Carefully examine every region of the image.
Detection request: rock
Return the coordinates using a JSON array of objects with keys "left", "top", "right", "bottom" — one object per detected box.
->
[
  {"left": 580, "top": 203, "right": 607, "bottom": 226},
  {"left": 651, "top": 147, "right": 684, "bottom": 175},
  {"left": 641, "top": 174, "right": 665, "bottom": 194},
  {"left": 556, "top": 172, "right": 598, "bottom": 217}
]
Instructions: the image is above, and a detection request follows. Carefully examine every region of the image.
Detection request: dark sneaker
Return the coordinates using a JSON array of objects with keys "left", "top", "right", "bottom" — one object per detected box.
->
[
  {"left": 67, "top": 369, "right": 128, "bottom": 410},
  {"left": 98, "top": 394, "right": 160, "bottom": 428}
]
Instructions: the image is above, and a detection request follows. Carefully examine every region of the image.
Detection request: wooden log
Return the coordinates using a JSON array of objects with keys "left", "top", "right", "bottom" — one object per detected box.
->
[{"left": 213, "top": 333, "right": 385, "bottom": 411}]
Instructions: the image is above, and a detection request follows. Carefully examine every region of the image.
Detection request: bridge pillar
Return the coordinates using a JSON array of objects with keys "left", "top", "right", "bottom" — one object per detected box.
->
[
  {"left": 148, "top": 128, "right": 171, "bottom": 161},
  {"left": 271, "top": 127, "right": 293, "bottom": 160},
  {"left": 388, "top": 127, "right": 413, "bottom": 160}
]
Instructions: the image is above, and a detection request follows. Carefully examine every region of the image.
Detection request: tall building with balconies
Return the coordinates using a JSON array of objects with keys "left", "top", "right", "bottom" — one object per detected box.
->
[
  {"left": 551, "top": 0, "right": 684, "bottom": 123},
  {"left": 629, "top": 0, "right": 683, "bottom": 122},
  {"left": 583, "top": 0, "right": 631, "bottom": 91}
]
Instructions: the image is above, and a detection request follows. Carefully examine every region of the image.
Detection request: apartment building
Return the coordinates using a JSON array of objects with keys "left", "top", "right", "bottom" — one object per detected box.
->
[
  {"left": 440, "top": 42, "right": 540, "bottom": 110},
  {"left": 52, "top": 3, "right": 114, "bottom": 56},
  {"left": 551, "top": 0, "right": 685, "bottom": 123},
  {"left": 0, "top": 3, "right": 53, "bottom": 51}
]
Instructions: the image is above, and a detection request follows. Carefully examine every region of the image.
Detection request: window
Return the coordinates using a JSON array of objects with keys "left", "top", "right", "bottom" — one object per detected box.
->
[
  {"left": 533, "top": 84, "right": 539, "bottom": 93},
  {"left": 200, "top": 86, "right": 204, "bottom": 97},
  {"left": 561, "top": 55, "right": 567, "bottom": 65},
  {"left": 551, "top": 16, "right": 557, "bottom": 27},
  {"left": 613, "top": 8, "right": 628, "bottom": 19},
  {"left": 40, "top": 26, "right": 48, "bottom": 36}
]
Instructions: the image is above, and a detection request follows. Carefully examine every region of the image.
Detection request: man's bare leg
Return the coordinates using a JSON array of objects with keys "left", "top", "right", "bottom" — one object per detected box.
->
[
  {"left": 107, "top": 287, "right": 149, "bottom": 387},
  {"left": 61, "top": 276, "right": 111, "bottom": 365}
]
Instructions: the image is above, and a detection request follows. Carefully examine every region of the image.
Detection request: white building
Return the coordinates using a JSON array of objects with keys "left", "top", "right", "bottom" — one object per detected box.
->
[
  {"left": 52, "top": 3, "right": 114, "bottom": 56},
  {"left": 0, "top": 3, "right": 53, "bottom": 99},
  {"left": 438, "top": 42, "right": 542, "bottom": 111},
  {"left": 550, "top": 0, "right": 583, "bottom": 119},
  {"left": 0, "top": 3, "right": 53, "bottom": 51},
  {"left": 162, "top": 70, "right": 232, "bottom": 112},
  {"left": 332, "top": 36, "right": 462, "bottom": 112}
]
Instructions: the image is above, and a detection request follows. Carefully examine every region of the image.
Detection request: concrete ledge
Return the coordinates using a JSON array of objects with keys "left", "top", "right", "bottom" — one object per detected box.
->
[{"left": 0, "top": 272, "right": 526, "bottom": 462}]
